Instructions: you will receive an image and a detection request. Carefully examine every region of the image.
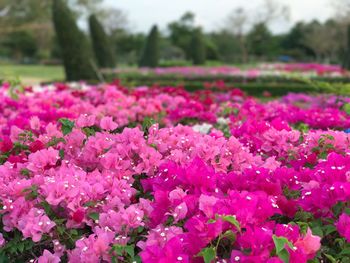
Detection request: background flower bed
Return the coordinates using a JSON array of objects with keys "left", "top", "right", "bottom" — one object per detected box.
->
[
  {"left": 102, "top": 64, "right": 350, "bottom": 97},
  {"left": 0, "top": 82, "right": 350, "bottom": 262}
]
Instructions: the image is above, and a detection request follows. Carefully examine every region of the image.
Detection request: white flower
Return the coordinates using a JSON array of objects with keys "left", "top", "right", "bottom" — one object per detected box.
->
[{"left": 192, "top": 123, "right": 213, "bottom": 134}]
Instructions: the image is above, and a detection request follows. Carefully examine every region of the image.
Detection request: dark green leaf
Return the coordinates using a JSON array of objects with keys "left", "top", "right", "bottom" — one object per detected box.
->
[{"left": 58, "top": 118, "right": 75, "bottom": 135}]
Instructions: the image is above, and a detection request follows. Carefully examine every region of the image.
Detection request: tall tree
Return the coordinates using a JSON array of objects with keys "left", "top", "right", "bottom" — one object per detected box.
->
[
  {"left": 52, "top": 0, "right": 96, "bottom": 80},
  {"left": 190, "top": 29, "right": 206, "bottom": 65},
  {"left": 139, "top": 25, "right": 159, "bottom": 68},
  {"left": 168, "top": 12, "right": 196, "bottom": 59},
  {"left": 89, "top": 14, "right": 115, "bottom": 68},
  {"left": 246, "top": 22, "right": 273, "bottom": 58}
]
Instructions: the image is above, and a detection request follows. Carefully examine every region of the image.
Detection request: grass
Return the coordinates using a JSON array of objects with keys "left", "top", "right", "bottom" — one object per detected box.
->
[{"left": 0, "top": 64, "right": 65, "bottom": 84}]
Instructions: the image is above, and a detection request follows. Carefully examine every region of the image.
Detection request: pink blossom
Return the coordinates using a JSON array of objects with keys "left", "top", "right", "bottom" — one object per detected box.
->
[
  {"left": 100, "top": 116, "right": 118, "bottom": 131},
  {"left": 336, "top": 213, "right": 350, "bottom": 242}
]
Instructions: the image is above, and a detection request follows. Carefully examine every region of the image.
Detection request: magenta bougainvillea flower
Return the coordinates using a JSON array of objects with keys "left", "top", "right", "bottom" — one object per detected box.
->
[{"left": 0, "top": 81, "right": 349, "bottom": 262}]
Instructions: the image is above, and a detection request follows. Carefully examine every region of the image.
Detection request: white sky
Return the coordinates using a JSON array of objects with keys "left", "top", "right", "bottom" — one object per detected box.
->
[{"left": 104, "top": 0, "right": 334, "bottom": 33}]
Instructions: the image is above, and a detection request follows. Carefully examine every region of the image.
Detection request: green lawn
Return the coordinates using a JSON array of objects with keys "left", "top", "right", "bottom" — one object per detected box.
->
[{"left": 0, "top": 64, "right": 65, "bottom": 84}]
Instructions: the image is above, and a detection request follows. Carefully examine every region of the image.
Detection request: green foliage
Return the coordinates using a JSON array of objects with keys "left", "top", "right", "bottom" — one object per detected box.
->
[
  {"left": 89, "top": 14, "right": 116, "bottom": 68},
  {"left": 58, "top": 118, "right": 75, "bottom": 135},
  {"left": 272, "top": 235, "right": 295, "bottom": 263},
  {"left": 343, "top": 103, "right": 350, "bottom": 115},
  {"left": 3, "top": 31, "right": 38, "bottom": 60},
  {"left": 221, "top": 215, "right": 241, "bottom": 232},
  {"left": 247, "top": 23, "right": 274, "bottom": 58},
  {"left": 88, "top": 212, "right": 100, "bottom": 221},
  {"left": 52, "top": 0, "right": 96, "bottom": 81},
  {"left": 198, "top": 247, "right": 216, "bottom": 263},
  {"left": 0, "top": 230, "right": 36, "bottom": 261},
  {"left": 139, "top": 25, "right": 159, "bottom": 68},
  {"left": 142, "top": 117, "right": 156, "bottom": 137},
  {"left": 110, "top": 244, "right": 140, "bottom": 263},
  {"left": 168, "top": 12, "right": 196, "bottom": 60},
  {"left": 190, "top": 29, "right": 206, "bottom": 65}
]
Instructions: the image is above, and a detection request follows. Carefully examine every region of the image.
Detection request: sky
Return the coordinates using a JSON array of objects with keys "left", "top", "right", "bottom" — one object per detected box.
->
[{"left": 104, "top": 0, "right": 334, "bottom": 33}]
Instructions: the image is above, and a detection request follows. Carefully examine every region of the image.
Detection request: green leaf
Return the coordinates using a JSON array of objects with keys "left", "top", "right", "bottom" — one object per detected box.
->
[
  {"left": 278, "top": 248, "right": 290, "bottom": 263},
  {"left": 198, "top": 247, "right": 216, "bottom": 263},
  {"left": 70, "top": 229, "right": 78, "bottom": 236},
  {"left": 142, "top": 117, "right": 156, "bottom": 134},
  {"left": 58, "top": 118, "right": 75, "bottom": 135},
  {"left": 221, "top": 215, "right": 241, "bottom": 231},
  {"left": 17, "top": 242, "right": 24, "bottom": 253},
  {"left": 324, "top": 253, "right": 337, "bottom": 263},
  {"left": 222, "top": 230, "right": 236, "bottom": 242},
  {"left": 344, "top": 207, "right": 350, "bottom": 215},
  {"left": 111, "top": 256, "right": 117, "bottom": 263},
  {"left": 20, "top": 168, "right": 31, "bottom": 178},
  {"left": 344, "top": 103, "right": 350, "bottom": 115},
  {"left": 323, "top": 225, "right": 337, "bottom": 236},
  {"left": 59, "top": 149, "right": 65, "bottom": 159},
  {"left": 84, "top": 201, "right": 97, "bottom": 207},
  {"left": 124, "top": 245, "right": 135, "bottom": 258},
  {"left": 88, "top": 212, "right": 99, "bottom": 221},
  {"left": 272, "top": 235, "right": 294, "bottom": 253}
]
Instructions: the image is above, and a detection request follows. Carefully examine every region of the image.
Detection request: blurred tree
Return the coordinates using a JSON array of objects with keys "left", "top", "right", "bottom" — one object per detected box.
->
[
  {"left": 209, "top": 30, "right": 242, "bottom": 63},
  {"left": 112, "top": 30, "right": 145, "bottom": 65},
  {"left": 224, "top": 1, "right": 289, "bottom": 63},
  {"left": 139, "top": 25, "right": 159, "bottom": 68},
  {"left": 246, "top": 22, "right": 273, "bottom": 58},
  {"left": 89, "top": 14, "right": 116, "bottom": 68},
  {"left": 52, "top": 0, "right": 96, "bottom": 80},
  {"left": 205, "top": 40, "right": 219, "bottom": 61},
  {"left": 190, "top": 28, "right": 206, "bottom": 65},
  {"left": 3, "top": 31, "right": 37, "bottom": 61},
  {"left": 281, "top": 22, "right": 309, "bottom": 59},
  {"left": 224, "top": 8, "right": 249, "bottom": 63},
  {"left": 97, "top": 8, "right": 129, "bottom": 35},
  {"left": 168, "top": 12, "right": 197, "bottom": 59},
  {"left": 302, "top": 20, "right": 342, "bottom": 62},
  {"left": 254, "top": 0, "right": 290, "bottom": 25},
  {"left": 159, "top": 37, "right": 186, "bottom": 60}
]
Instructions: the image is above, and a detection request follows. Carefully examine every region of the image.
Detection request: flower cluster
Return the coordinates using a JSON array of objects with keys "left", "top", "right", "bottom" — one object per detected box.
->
[{"left": 0, "top": 81, "right": 349, "bottom": 262}]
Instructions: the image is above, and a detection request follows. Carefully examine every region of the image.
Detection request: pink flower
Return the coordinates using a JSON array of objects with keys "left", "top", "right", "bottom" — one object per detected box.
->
[
  {"left": 0, "top": 233, "right": 5, "bottom": 247},
  {"left": 336, "top": 213, "right": 350, "bottom": 242},
  {"left": 100, "top": 116, "right": 118, "bottom": 131},
  {"left": 0, "top": 136, "right": 13, "bottom": 153},
  {"left": 199, "top": 194, "right": 218, "bottom": 218},
  {"left": 76, "top": 114, "right": 96, "bottom": 128},
  {"left": 30, "top": 116, "right": 41, "bottom": 130},
  {"left": 27, "top": 148, "right": 59, "bottom": 172},
  {"left": 17, "top": 208, "right": 56, "bottom": 242},
  {"left": 37, "top": 250, "right": 61, "bottom": 263},
  {"left": 294, "top": 228, "right": 321, "bottom": 257}
]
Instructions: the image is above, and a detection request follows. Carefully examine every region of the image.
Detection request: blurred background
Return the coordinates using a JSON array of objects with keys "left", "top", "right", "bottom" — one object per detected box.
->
[{"left": 0, "top": 0, "right": 350, "bottom": 84}]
